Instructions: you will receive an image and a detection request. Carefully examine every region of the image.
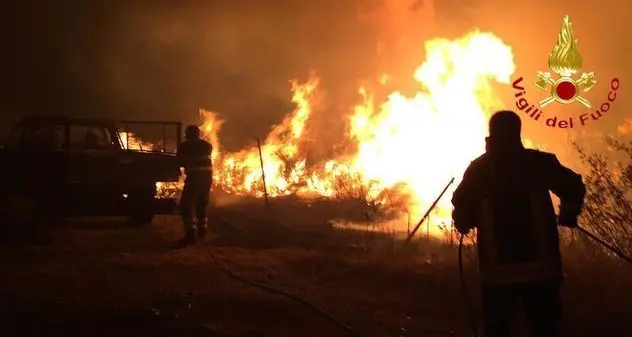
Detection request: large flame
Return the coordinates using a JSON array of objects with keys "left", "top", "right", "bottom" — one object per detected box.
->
[
  {"left": 156, "top": 31, "right": 517, "bottom": 237},
  {"left": 211, "top": 78, "right": 320, "bottom": 197},
  {"left": 347, "top": 32, "right": 515, "bottom": 231}
]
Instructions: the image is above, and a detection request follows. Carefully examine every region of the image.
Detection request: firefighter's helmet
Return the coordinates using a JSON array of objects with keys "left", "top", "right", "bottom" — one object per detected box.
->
[{"left": 185, "top": 125, "right": 201, "bottom": 140}]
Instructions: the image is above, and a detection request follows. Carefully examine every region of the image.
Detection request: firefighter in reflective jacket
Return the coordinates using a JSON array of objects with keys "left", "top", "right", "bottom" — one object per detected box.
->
[
  {"left": 174, "top": 125, "right": 213, "bottom": 248},
  {"left": 452, "top": 110, "right": 586, "bottom": 337}
]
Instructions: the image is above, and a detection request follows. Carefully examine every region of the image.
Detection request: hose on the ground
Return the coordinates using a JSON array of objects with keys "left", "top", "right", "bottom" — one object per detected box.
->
[{"left": 202, "top": 243, "right": 368, "bottom": 337}]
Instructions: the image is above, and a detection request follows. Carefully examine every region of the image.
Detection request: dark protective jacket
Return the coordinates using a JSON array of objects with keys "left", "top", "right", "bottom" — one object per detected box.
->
[
  {"left": 452, "top": 146, "right": 585, "bottom": 284},
  {"left": 177, "top": 138, "right": 213, "bottom": 176}
]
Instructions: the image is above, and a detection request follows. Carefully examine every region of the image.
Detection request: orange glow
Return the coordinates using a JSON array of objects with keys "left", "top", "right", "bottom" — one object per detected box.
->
[{"left": 155, "top": 31, "right": 522, "bottom": 237}]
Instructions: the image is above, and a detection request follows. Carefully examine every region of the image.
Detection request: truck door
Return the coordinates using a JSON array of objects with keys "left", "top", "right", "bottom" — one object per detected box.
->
[
  {"left": 4, "top": 122, "right": 66, "bottom": 197},
  {"left": 66, "top": 124, "right": 120, "bottom": 189}
]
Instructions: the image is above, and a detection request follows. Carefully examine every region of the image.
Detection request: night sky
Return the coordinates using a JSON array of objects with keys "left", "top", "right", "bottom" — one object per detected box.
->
[
  {"left": 2, "top": 0, "right": 630, "bottom": 154},
  {"left": 1, "top": 0, "right": 381, "bottom": 148}
]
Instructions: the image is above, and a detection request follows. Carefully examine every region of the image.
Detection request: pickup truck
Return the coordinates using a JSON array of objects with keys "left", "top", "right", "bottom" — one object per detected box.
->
[{"left": 0, "top": 116, "right": 182, "bottom": 226}]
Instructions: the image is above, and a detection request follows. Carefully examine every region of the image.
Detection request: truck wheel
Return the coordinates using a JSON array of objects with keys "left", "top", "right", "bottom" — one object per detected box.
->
[{"left": 126, "top": 186, "right": 155, "bottom": 226}]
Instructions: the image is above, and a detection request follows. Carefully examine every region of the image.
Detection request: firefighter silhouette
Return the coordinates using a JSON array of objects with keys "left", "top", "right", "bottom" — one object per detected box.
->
[
  {"left": 452, "top": 110, "right": 586, "bottom": 337},
  {"left": 173, "top": 125, "right": 213, "bottom": 248}
]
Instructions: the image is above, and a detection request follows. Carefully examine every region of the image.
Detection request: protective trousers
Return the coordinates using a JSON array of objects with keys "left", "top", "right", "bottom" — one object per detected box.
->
[
  {"left": 179, "top": 172, "right": 211, "bottom": 238},
  {"left": 482, "top": 281, "right": 561, "bottom": 337}
]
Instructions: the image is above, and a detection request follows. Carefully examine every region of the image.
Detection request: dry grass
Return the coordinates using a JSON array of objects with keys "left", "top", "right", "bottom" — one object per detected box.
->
[{"left": 0, "top": 198, "right": 631, "bottom": 337}]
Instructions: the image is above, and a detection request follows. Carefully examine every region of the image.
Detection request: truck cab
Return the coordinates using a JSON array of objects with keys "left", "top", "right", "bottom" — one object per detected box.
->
[{"left": 0, "top": 116, "right": 182, "bottom": 225}]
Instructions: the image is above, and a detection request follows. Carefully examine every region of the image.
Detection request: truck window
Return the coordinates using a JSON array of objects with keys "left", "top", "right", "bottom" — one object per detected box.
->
[
  {"left": 9, "top": 124, "right": 65, "bottom": 151},
  {"left": 69, "top": 125, "right": 111, "bottom": 151}
]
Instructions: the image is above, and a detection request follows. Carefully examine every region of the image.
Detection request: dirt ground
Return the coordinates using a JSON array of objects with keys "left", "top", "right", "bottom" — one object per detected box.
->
[{"left": 1, "top": 199, "right": 631, "bottom": 337}]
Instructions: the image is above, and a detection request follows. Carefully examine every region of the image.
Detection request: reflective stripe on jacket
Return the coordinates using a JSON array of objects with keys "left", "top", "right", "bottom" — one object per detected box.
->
[
  {"left": 479, "top": 259, "right": 562, "bottom": 284},
  {"left": 478, "top": 192, "right": 562, "bottom": 284},
  {"left": 178, "top": 139, "right": 213, "bottom": 174},
  {"left": 183, "top": 155, "right": 211, "bottom": 172},
  {"left": 185, "top": 155, "right": 212, "bottom": 172}
]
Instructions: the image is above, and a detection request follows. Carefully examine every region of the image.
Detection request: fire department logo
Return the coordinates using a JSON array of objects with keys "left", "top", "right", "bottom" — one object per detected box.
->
[
  {"left": 511, "top": 15, "right": 620, "bottom": 129},
  {"left": 535, "top": 15, "right": 597, "bottom": 108}
]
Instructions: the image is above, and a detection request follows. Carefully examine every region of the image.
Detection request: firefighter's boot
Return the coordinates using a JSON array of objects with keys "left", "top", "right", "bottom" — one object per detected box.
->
[
  {"left": 196, "top": 218, "right": 208, "bottom": 241},
  {"left": 171, "top": 227, "right": 196, "bottom": 249}
]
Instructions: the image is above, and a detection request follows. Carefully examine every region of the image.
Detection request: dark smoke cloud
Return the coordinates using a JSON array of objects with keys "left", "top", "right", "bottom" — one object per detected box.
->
[
  {"left": 0, "top": 0, "right": 378, "bottom": 150},
  {"left": 2, "top": 0, "right": 630, "bottom": 158}
]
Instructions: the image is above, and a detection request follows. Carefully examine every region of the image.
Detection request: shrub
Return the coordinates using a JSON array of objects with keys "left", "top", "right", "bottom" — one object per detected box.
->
[{"left": 573, "top": 136, "right": 632, "bottom": 258}]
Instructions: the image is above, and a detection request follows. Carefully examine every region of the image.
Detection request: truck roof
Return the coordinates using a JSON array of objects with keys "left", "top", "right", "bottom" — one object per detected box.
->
[
  {"left": 22, "top": 115, "right": 117, "bottom": 127},
  {"left": 22, "top": 116, "right": 181, "bottom": 127}
]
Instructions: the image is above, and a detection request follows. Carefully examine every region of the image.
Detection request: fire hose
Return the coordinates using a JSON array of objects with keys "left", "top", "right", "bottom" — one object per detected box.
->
[
  {"left": 457, "top": 225, "right": 632, "bottom": 337},
  {"left": 202, "top": 240, "right": 367, "bottom": 337},
  {"left": 575, "top": 226, "right": 632, "bottom": 264},
  {"left": 202, "top": 178, "right": 456, "bottom": 337}
]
